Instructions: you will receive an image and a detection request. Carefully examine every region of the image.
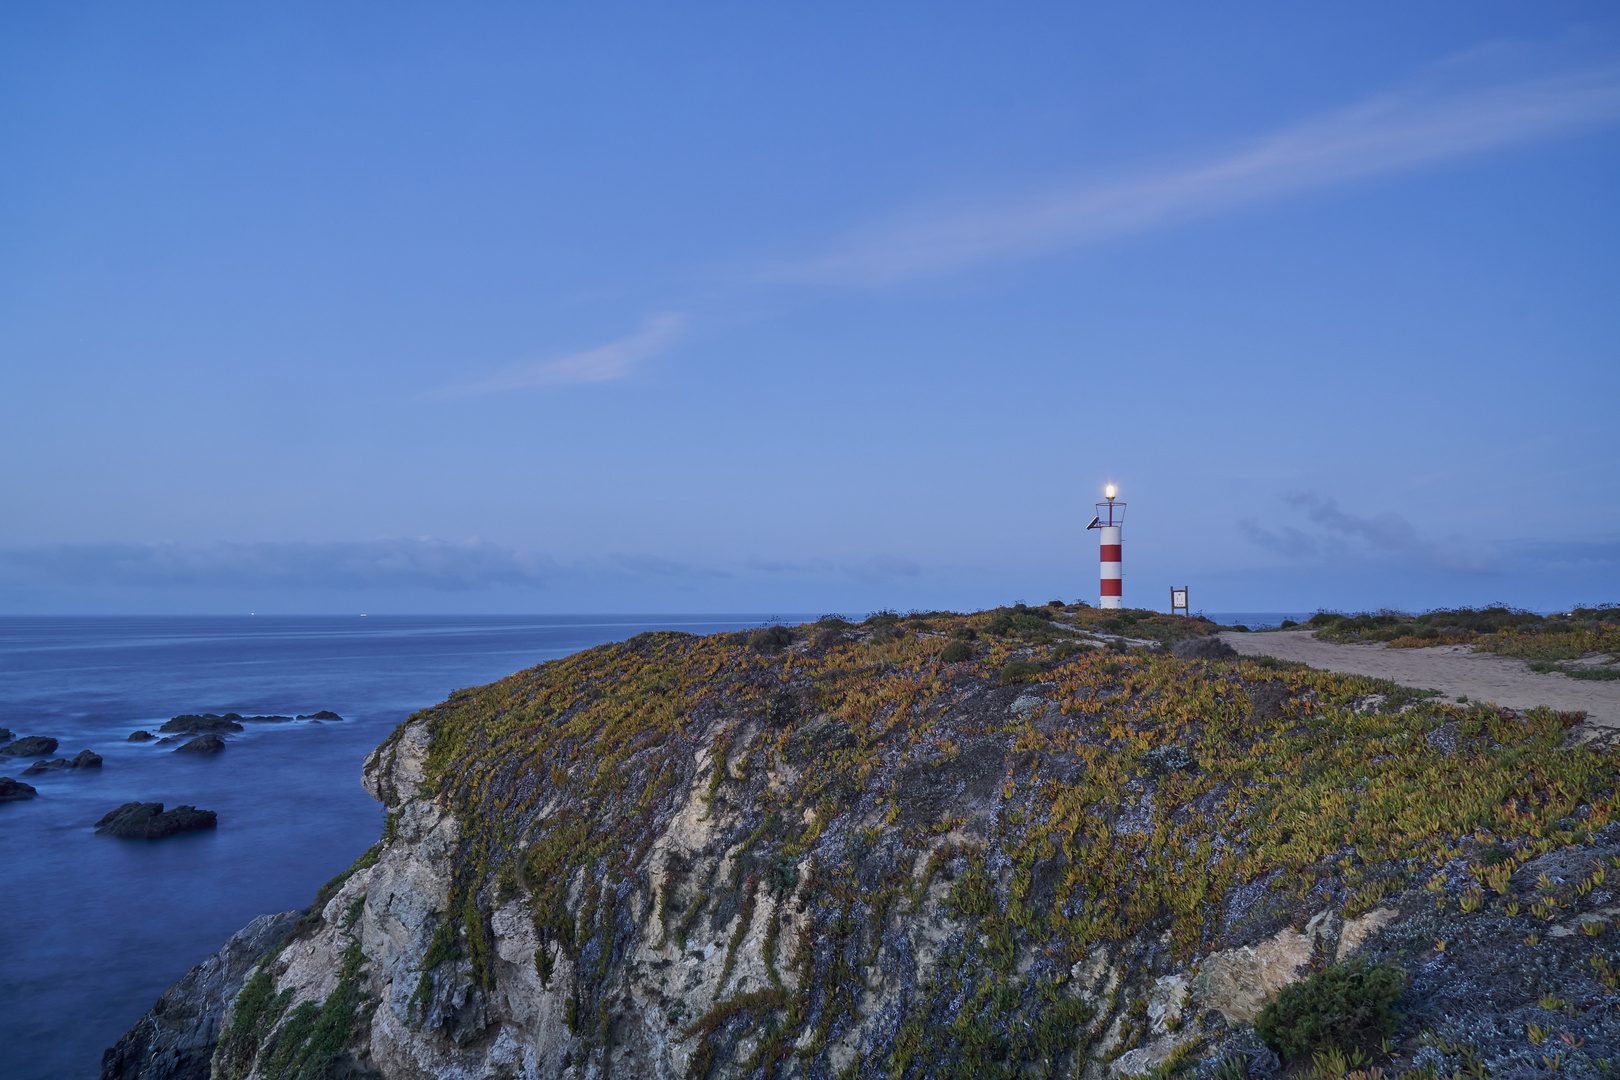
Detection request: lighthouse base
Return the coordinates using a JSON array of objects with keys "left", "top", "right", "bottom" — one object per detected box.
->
[{"left": 1100, "top": 596, "right": 1122, "bottom": 610}]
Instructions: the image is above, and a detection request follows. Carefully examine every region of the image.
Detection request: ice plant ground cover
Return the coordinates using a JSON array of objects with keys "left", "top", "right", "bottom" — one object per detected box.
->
[{"left": 298, "top": 603, "right": 1617, "bottom": 1078}]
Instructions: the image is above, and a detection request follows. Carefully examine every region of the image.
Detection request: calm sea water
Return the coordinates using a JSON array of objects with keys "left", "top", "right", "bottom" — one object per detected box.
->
[
  {"left": 0, "top": 614, "right": 796, "bottom": 1080},
  {"left": 1201, "top": 611, "right": 1315, "bottom": 629}
]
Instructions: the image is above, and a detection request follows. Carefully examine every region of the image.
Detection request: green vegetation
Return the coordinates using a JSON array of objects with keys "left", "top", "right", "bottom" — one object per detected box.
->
[
  {"left": 383, "top": 603, "right": 1616, "bottom": 1078},
  {"left": 1254, "top": 957, "right": 1405, "bottom": 1062},
  {"left": 1307, "top": 605, "right": 1620, "bottom": 663},
  {"left": 219, "top": 858, "right": 376, "bottom": 1078}
]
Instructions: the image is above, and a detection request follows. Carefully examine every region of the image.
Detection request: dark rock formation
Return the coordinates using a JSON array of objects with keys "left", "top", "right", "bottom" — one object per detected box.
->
[
  {"left": 1172, "top": 634, "right": 1239, "bottom": 660},
  {"left": 0, "top": 776, "right": 37, "bottom": 801},
  {"left": 0, "top": 726, "right": 11, "bottom": 741},
  {"left": 128, "top": 730, "right": 156, "bottom": 742},
  {"left": 296, "top": 710, "right": 343, "bottom": 721},
  {"left": 23, "top": 757, "right": 69, "bottom": 774},
  {"left": 174, "top": 734, "right": 225, "bottom": 754},
  {"left": 160, "top": 714, "right": 244, "bottom": 734},
  {"left": 95, "top": 802, "right": 217, "bottom": 839},
  {"left": 1, "top": 735, "right": 59, "bottom": 757},
  {"left": 100, "top": 909, "right": 301, "bottom": 1080},
  {"left": 71, "top": 749, "right": 104, "bottom": 768}
]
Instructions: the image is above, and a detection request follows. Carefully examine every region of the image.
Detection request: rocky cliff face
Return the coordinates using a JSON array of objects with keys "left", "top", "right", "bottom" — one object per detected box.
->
[
  {"left": 102, "top": 909, "right": 302, "bottom": 1080},
  {"left": 107, "top": 608, "right": 1620, "bottom": 1080}
]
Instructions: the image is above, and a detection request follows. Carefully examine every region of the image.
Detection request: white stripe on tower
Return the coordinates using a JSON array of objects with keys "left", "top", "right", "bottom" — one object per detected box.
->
[{"left": 1099, "top": 525, "right": 1122, "bottom": 609}]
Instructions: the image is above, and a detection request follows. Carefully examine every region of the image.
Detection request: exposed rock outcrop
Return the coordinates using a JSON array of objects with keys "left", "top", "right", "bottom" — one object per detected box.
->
[
  {"left": 0, "top": 775, "right": 37, "bottom": 801},
  {"left": 129, "top": 730, "right": 156, "bottom": 742},
  {"left": 161, "top": 714, "right": 245, "bottom": 734},
  {"left": 175, "top": 734, "right": 226, "bottom": 754},
  {"left": 96, "top": 802, "right": 218, "bottom": 839},
  {"left": 1, "top": 735, "right": 59, "bottom": 756},
  {"left": 101, "top": 910, "right": 302, "bottom": 1080}
]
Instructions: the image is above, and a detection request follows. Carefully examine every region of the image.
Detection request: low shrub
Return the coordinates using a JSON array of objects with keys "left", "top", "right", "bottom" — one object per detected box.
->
[
  {"left": 949, "top": 625, "right": 978, "bottom": 641},
  {"left": 1050, "top": 641, "right": 1091, "bottom": 661},
  {"left": 1253, "top": 956, "right": 1404, "bottom": 1062},
  {"left": 1172, "top": 636, "right": 1237, "bottom": 660},
  {"left": 999, "top": 660, "right": 1042, "bottom": 683},
  {"left": 748, "top": 626, "right": 793, "bottom": 653},
  {"left": 864, "top": 611, "right": 901, "bottom": 627},
  {"left": 939, "top": 641, "right": 972, "bottom": 663}
]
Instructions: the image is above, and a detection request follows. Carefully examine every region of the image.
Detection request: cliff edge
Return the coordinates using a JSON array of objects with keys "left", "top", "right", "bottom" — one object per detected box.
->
[{"left": 105, "top": 606, "right": 1620, "bottom": 1079}]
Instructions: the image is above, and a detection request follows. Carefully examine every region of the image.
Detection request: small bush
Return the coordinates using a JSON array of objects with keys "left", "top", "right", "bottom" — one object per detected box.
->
[
  {"left": 940, "top": 641, "right": 972, "bottom": 663},
  {"left": 1253, "top": 956, "right": 1404, "bottom": 1062},
  {"left": 814, "top": 629, "right": 845, "bottom": 650},
  {"left": 748, "top": 626, "right": 793, "bottom": 653},
  {"left": 950, "top": 625, "right": 978, "bottom": 641},
  {"left": 1051, "top": 640, "right": 1090, "bottom": 661},
  {"left": 864, "top": 611, "right": 901, "bottom": 627},
  {"left": 1000, "top": 660, "right": 1042, "bottom": 683},
  {"left": 1279, "top": 619, "right": 1298, "bottom": 629},
  {"left": 1172, "top": 636, "right": 1237, "bottom": 660}
]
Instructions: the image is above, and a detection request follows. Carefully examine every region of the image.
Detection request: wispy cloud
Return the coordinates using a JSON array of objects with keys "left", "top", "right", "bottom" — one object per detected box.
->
[
  {"left": 775, "top": 64, "right": 1620, "bottom": 286},
  {"left": 0, "top": 539, "right": 553, "bottom": 591},
  {"left": 1242, "top": 492, "right": 1490, "bottom": 570},
  {"left": 436, "top": 313, "right": 686, "bottom": 396},
  {"left": 0, "top": 539, "right": 931, "bottom": 594}
]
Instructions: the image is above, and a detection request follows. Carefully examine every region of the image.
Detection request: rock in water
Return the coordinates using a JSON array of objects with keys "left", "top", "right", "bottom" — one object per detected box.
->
[
  {"left": 174, "top": 734, "right": 225, "bottom": 754},
  {"left": 101, "top": 910, "right": 301, "bottom": 1080},
  {"left": 95, "top": 802, "right": 218, "bottom": 839},
  {"left": 0, "top": 776, "right": 37, "bottom": 801},
  {"left": 1172, "top": 634, "right": 1238, "bottom": 660},
  {"left": 296, "top": 710, "right": 343, "bottom": 721},
  {"left": 71, "top": 749, "right": 104, "bottom": 768},
  {"left": 160, "top": 714, "right": 244, "bottom": 734},
  {"left": 1, "top": 735, "right": 59, "bottom": 757},
  {"left": 23, "top": 757, "right": 69, "bottom": 774},
  {"left": 0, "top": 727, "right": 11, "bottom": 741},
  {"left": 128, "top": 730, "right": 156, "bottom": 742}
]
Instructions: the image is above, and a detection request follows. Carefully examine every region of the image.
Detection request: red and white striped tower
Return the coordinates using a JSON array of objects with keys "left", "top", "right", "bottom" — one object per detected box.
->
[{"left": 1088, "top": 485, "right": 1125, "bottom": 609}]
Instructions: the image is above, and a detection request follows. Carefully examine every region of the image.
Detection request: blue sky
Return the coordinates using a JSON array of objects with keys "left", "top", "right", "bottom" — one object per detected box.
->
[{"left": 2, "top": 2, "right": 1617, "bottom": 615}]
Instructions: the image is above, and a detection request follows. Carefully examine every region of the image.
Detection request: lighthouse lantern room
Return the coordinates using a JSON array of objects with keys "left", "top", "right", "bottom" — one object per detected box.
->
[{"left": 1086, "top": 484, "right": 1125, "bottom": 609}]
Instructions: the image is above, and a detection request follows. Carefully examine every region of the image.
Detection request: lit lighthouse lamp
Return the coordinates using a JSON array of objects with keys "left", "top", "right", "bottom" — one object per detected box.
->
[{"left": 1085, "top": 484, "right": 1125, "bottom": 610}]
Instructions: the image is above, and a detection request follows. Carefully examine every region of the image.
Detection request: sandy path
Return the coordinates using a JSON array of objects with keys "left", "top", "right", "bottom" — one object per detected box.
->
[{"left": 1218, "top": 629, "right": 1620, "bottom": 739}]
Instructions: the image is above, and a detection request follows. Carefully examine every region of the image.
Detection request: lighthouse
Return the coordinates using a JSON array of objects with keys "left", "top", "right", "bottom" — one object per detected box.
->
[{"left": 1086, "top": 484, "right": 1125, "bottom": 609}]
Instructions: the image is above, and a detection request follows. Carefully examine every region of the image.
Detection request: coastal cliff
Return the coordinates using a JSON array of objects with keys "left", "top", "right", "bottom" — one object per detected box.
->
[{"left": 106, "top": 606, "right": 1620, "bottom": 1079}]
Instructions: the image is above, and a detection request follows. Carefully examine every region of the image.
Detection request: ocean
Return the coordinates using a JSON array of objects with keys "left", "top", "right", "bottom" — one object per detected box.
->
[{"left": 0, "top": 614, "right": 793, "bottom": 1080}]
